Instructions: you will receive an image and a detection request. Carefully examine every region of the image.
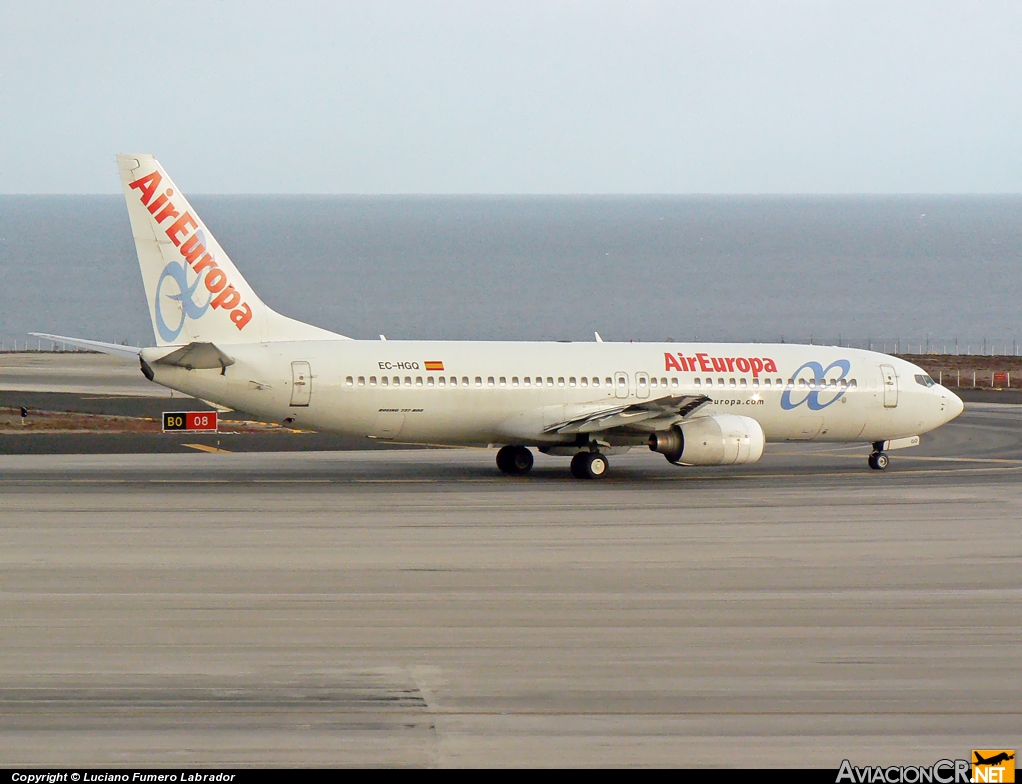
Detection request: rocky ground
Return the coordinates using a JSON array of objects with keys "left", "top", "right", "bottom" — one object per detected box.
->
[
  {"left": 0, "top": 407, "right": 287, "bottom": 434},
  {"left": 903, "top": 354, "right": 1022, "bottom": 389}
]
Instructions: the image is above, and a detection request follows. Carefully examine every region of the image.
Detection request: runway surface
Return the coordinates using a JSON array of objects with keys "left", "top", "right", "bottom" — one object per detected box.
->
[
  {"left": 0, "top": 352, "right": 171, "bottom": 396},
  {"left": 1, "top": 406, "right": 1020, "bottom": 766}
]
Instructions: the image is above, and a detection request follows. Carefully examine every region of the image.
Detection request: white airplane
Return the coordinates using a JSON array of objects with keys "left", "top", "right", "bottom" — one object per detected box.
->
[{"left": 36, "top": 154, "right": 964, "bottom": 479}]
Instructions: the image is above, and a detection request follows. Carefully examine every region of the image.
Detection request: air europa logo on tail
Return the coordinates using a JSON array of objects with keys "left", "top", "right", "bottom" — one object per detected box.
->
[
  {"left": 129, "top": 170, "right": 253, "bottom": 332},
  {"left": 665, "top": 352, "right": 778, "bottom": 377}
]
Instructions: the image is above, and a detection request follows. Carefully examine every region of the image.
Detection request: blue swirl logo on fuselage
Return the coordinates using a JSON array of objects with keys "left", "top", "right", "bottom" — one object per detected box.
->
[
  {"left": 154, "top": 259, "right": 212, "bottom": 342},
  {"left": 780, "top": 359, "right": 851, "bottom": 410}
]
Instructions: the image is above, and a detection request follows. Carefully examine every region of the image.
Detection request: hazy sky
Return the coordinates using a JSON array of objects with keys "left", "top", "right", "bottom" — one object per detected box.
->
[{"left": 2, "top": 1, "right": 1020, "bottom": 193}]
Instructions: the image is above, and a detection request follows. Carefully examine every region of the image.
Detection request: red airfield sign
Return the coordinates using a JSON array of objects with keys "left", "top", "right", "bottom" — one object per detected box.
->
[{"left": 162, "top": 411, "right": 218, "bottom": 432}]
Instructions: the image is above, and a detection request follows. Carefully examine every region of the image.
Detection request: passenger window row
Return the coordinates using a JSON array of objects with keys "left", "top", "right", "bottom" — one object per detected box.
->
[
  {"left": 343, "top": 375, "right": 618, "bottom": 388},
  {"left": 692, "top": 377, "right": 858, "bottom": 389},
  {"left": 342, "top": 375, "right": 859, "bottom": 389}
]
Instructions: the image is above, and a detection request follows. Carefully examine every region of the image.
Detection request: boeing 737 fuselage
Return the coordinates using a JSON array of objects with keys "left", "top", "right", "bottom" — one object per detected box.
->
[{"left": 37, "top": 155, "right": 964, "bottom": 479}]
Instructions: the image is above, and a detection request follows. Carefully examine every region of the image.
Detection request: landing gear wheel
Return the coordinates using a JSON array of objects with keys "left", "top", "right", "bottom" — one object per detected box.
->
[
  {"left": 581, "top": 452, "right": 609, "bottom": 480},
  {"left": 868, "top": 452, "right": 889, "bottom": 471},
  {"left": 570, "top": 452, "right": 588, "bottom": 479},
  {"left": 512, "top": 446, "right": 534, "bottom": 474},
  {"left": 496, "top": 445, "right": 517, "bottom": 474},
  {"left": 497, "top": 445, "right": 533, "bottom": 475}
]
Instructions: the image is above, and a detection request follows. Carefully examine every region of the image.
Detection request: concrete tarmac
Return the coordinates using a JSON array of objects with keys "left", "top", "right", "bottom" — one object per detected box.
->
[
  {"left": 0, "top": 352, "right": 170, "bottom": 397},
  {"left": 2, "top": 406, "right": 1021, "bottom": 766}
]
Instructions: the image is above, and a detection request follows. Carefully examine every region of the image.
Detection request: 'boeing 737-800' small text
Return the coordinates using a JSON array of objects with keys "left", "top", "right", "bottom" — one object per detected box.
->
[{"left": 34, "top": 154, "right": 964, "bottom": 479}]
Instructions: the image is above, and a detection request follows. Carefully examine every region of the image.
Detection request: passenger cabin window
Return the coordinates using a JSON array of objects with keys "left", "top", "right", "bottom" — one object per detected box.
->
[
  {"left": 474, "top": 377, "right": 482, "bottom": 387},
  {"left": 381, "top": 377, "right": 389, "bottom": 386},
  {"left": 729, "top": 378, "right": 736, "bottom": 388},
  {"left": 427, "top": 377, "right": 435, "bottom": 387},
  {"left": 763, "top": 379, "right": 770, "bottom": 388},
  {"left": 512, "top": 377, "right": 519, "bottom": 387},
  {"left": 463, "top": 377, "right": 470, "bottom": 387},
  {"left": 416, "top": 377, "right": 423, "bottom": 386},
  {"left": 660, "top": 377, "right": 668, "bottom": 387},
  {"left": 524, "top": 377, "right": 531, "bottom": 386},
  {"left": 569, "top": 377, "right": 576, "bottom": 387},
  {"left": 345, "top": 376, "right": 353, "bottom": 386},
  {"left": 606, "top": 378, "right": 613, "bottom": 387},
  {"left": 751, "top": 379, "right": 759, "bottom": 388},
  {"left": 499, "top": 377, "right": 507, "bottom": 386},
  {"left": 358, "top": 376, "right": 366, "bottom": 386},
  {"left": 547, "top": 377, "right": 554, "bottom": 386},
  {"left": 450, "top": 377, "right": 457, "bottom": 387},
  {"left": 487, "top": 377, "right": 495, "bottom": 387},
  {"left": 580, "top": 377, "right": 588, "bottom": 387},
  {"left": 717, "top": 378, "right": 724, "bottom": 387},
  {"left": 558, "top": 377, "right": 565, "bottom": 387},
  {"left": 705, "top": 378, "right": 713, "bottom": 387},
  {"left": 369, "top": 376, "right": 377, "bottom": 386},
  {"left": 740, "top": 378, "right": 747, "bottom": 388},
  {"left": 638, "top": 377, "right": 648, "bottom": 388},
  {"left": 593, "top": 377, "right": 600, "bottom": 387},
  {"left": 694, "top": 378, "right": 701, "bottom": 387},
  {"left": 670, "top": 378, "right": 678, "bottom": 388},
  {"left": 438, "top": 377, "right": 446, "bottom": 386}
]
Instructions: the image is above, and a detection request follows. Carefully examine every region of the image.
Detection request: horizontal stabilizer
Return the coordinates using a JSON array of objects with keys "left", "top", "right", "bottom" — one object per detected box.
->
[
  {"left": 29, "top": 332, "right": 142, "bottom": 359},
  {"left": 147, "top": 342, "right": 235, "bottom": 371}
]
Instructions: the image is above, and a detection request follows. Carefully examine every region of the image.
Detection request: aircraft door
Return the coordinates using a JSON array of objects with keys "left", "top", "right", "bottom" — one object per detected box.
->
[
  {"left": 635, "top": 372, "right": 650, "bottom": 399},
  {"left": 371, "top": 412, "right": 404, "bottom": 439},
  {"left": 614, "top": 372, "right": 629, "bottom": 399},
  {"left": 880, "top": 364, "right": 898, "bottom": 408},
  {"left": 290, "top": 361, "right": 312, "bottom": 406}
]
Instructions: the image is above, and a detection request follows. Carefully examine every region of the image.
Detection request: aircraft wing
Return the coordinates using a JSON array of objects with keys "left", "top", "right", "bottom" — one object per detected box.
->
[{"left": 544, "top": 393, "right": 711, "bottom": 435}]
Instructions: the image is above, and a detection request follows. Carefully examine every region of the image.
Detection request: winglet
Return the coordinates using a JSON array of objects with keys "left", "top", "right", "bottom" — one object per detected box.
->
[{"left": 594, "top": 331, "right": 604, "bottom": 343}]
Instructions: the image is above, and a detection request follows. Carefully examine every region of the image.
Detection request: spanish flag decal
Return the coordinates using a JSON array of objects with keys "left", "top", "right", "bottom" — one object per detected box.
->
[{"left": 425, "top": 361, "right": 445, "bottom": 372}]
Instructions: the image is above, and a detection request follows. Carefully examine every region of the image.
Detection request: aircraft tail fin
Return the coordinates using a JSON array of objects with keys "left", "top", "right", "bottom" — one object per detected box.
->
[{"left": 117, "top": 154, "right": 348, "bottom": 346}]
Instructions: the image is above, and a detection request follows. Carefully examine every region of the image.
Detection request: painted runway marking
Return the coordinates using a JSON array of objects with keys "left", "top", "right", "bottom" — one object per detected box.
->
[
  {"left": 251, "top": 479, "right": 334, "bottom": 483},
  {"left": 147, "top": 478, "right": 231, "bottom": 483},
  {"left": 182, "top": 443, "right": 232, "bottom": 453}
]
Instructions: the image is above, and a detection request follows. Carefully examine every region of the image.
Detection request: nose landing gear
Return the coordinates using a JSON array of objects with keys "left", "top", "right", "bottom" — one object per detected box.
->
[
  {"left": 496, "top": 445, "right": 534, "bottom": 475},
  {"left": 868, "top": 449, "right": 890, "bottom": 471}
]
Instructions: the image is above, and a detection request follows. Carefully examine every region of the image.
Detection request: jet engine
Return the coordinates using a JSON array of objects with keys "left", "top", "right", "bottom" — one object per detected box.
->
[{"left": 648, "top": 414, "right": 765, "bottom": 466}]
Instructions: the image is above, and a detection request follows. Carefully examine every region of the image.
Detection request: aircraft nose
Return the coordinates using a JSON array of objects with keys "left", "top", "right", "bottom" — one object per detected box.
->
[{"left": 945, "top": 390, "right": 964, "bottom": 422}]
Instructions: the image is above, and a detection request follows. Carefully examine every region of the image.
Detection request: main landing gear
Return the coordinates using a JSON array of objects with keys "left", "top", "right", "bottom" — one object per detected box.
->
[
  {"left": 496, "top": 445, "right": 534, "bottom": 475},
  {"left": 496, "top": 445, "right": 611, "bottom": 480},
  {"left": 570, "top": 451, "right": 609, "bottom": 480},
  {"left": 868, "top": 441, "right": 890, "bottom": 471}
]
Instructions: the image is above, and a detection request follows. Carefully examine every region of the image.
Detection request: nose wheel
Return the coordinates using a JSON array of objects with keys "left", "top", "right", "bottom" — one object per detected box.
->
[
  {"left": 570, "top": 451, "right": 609, "bottom": 480},
  {"left": 496, "top": 445, "right": 534, "bottom": 475},
  {"left": 868, "top": 451, "right": 889, "bottom": 471}
]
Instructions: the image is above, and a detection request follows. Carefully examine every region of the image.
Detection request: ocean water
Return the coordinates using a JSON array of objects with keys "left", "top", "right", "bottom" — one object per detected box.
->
[{"left": 1, "top": 195, "right": 1020, "bottom": 350}]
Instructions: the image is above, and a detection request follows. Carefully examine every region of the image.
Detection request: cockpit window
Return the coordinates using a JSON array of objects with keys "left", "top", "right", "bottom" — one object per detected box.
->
[{"left": 915, "top": 374, "right": 935, "bottom": 388}]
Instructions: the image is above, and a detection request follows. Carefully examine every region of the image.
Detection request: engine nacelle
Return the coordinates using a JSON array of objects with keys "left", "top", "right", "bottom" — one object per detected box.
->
[{"left": 648, "top": 414, "right": 765, "bottom": 466}]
